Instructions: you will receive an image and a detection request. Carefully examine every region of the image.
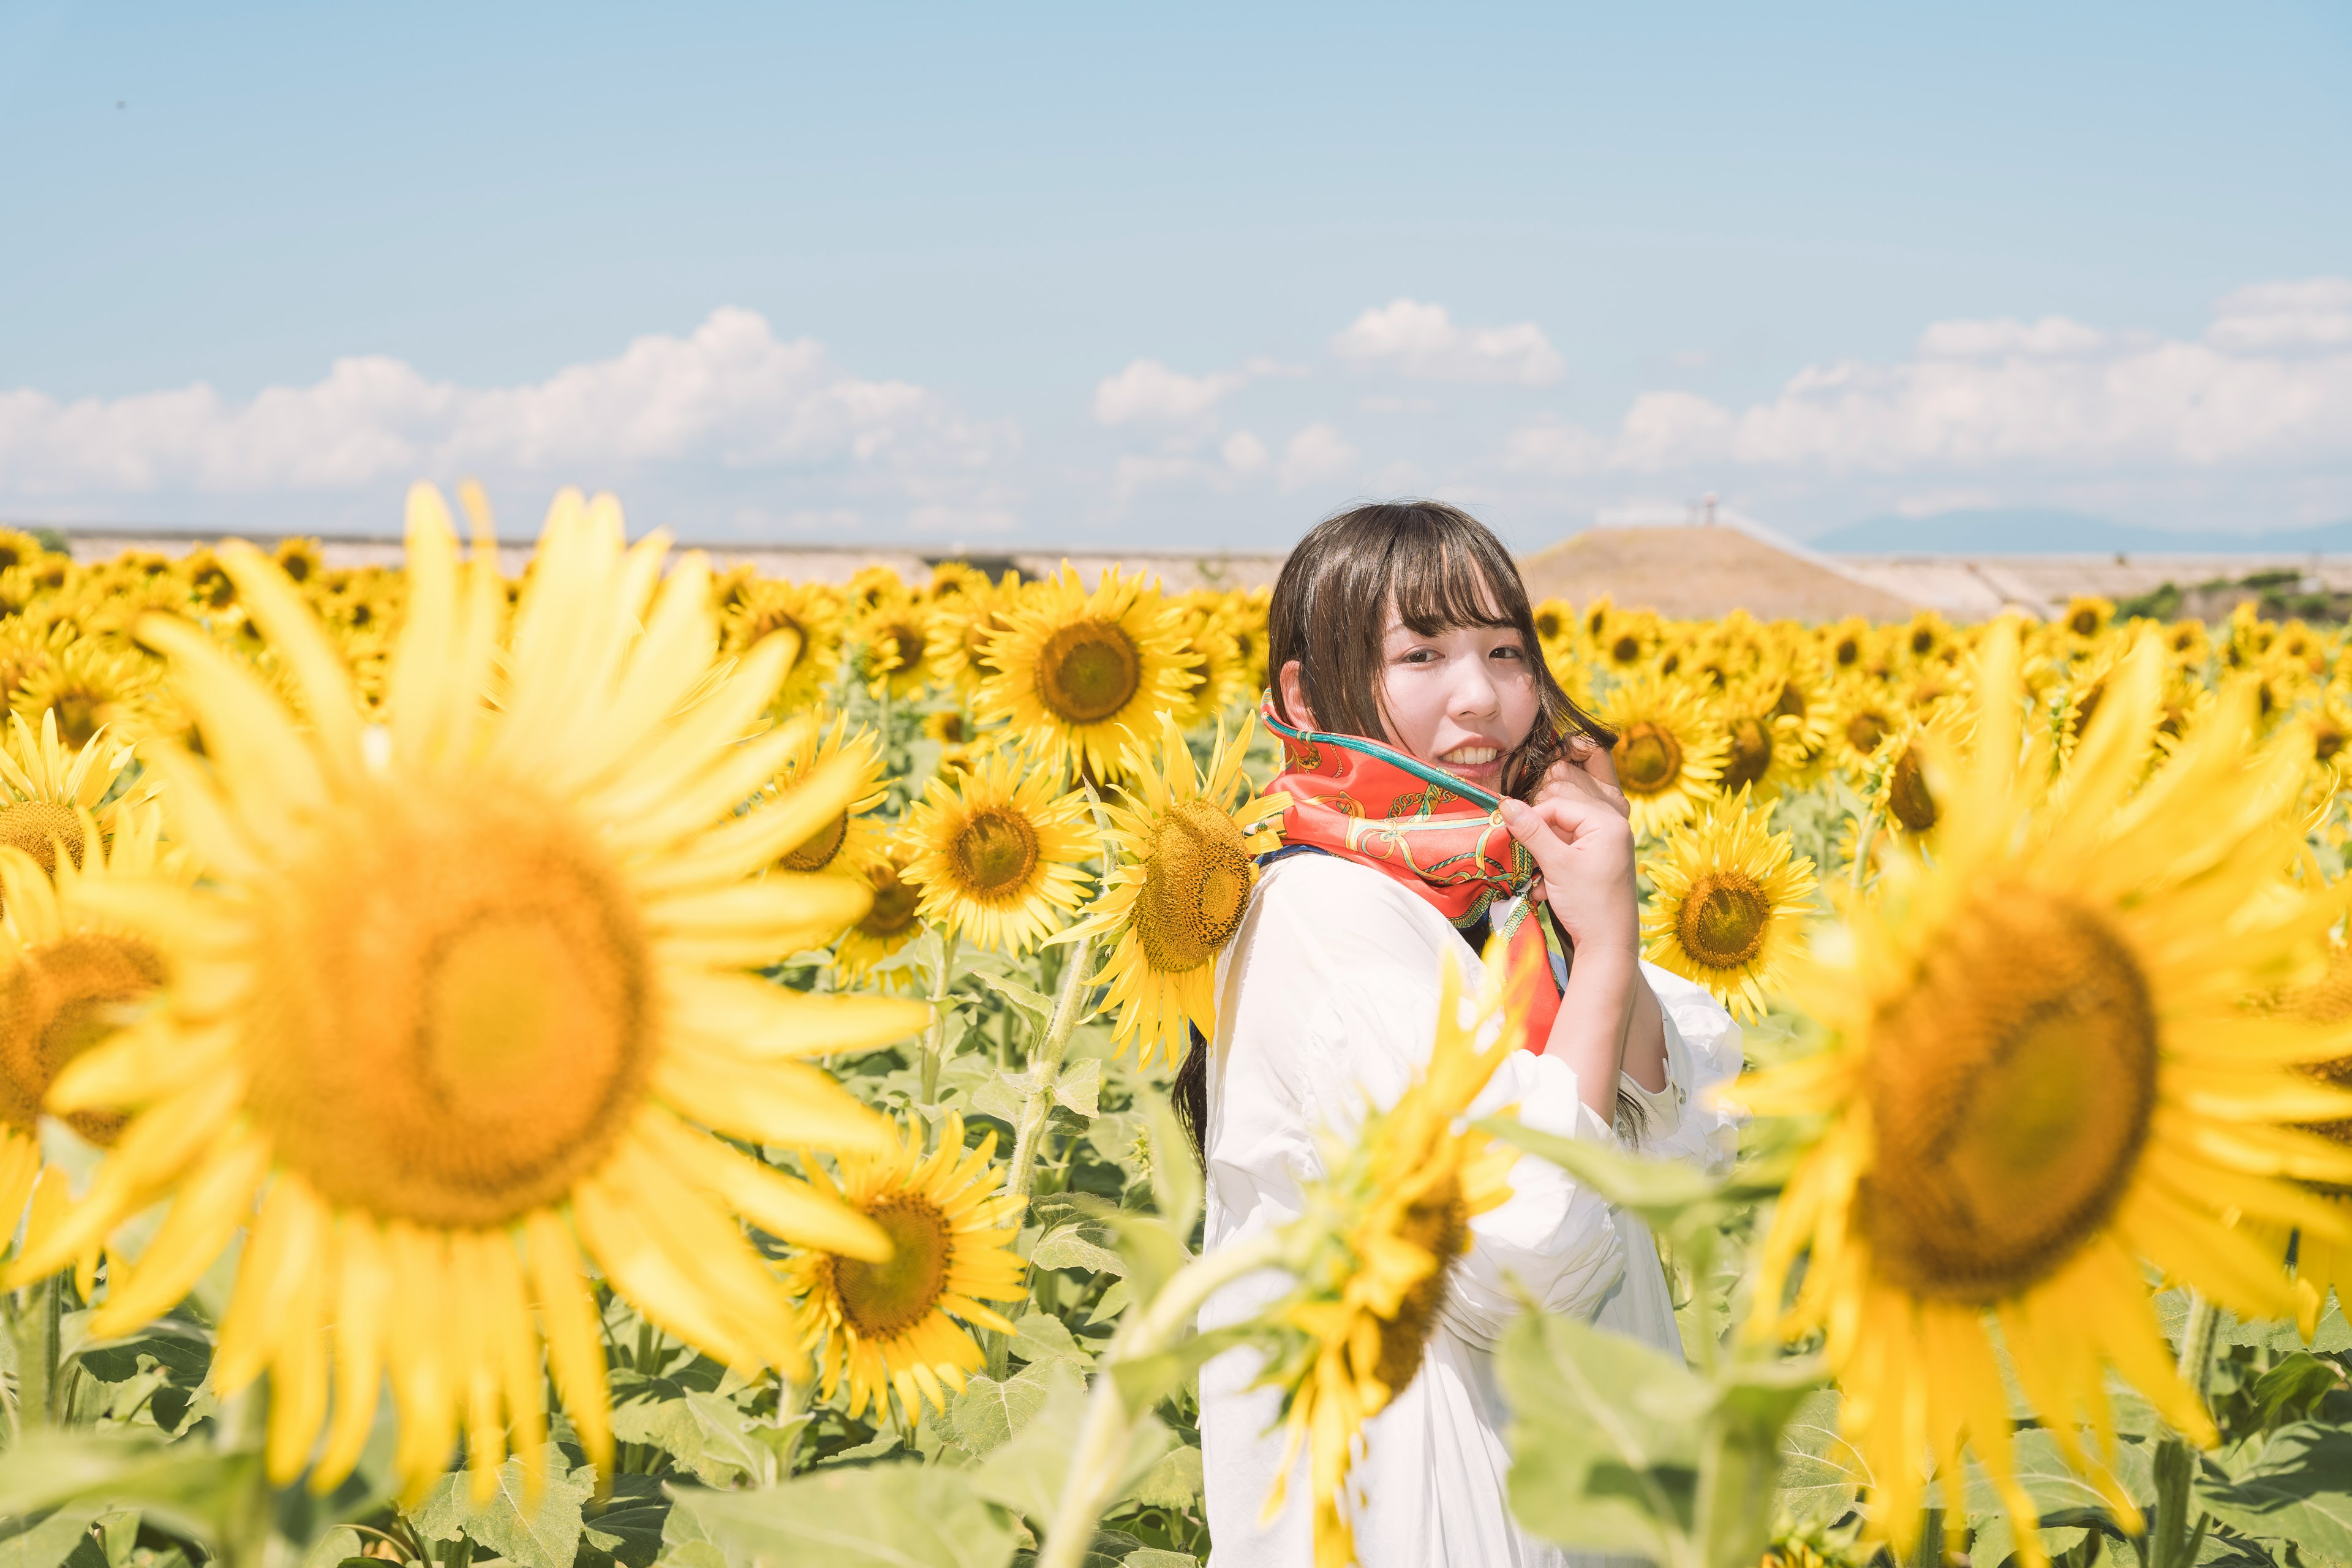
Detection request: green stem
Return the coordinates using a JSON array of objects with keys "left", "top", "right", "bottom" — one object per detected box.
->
[
  {"left": 8, "top": 1274, "right": 59, "bottom": 1436},
  {"left": 1908, "top": 1507, "right": 1945, "bottom": 1568},
  {"left": 1006, "top": 932, "right": 1097, "bottom": 1205},
  {"left": 772, "top": 1372, "right": 811, "bottom": 1481},
  {"left": 918, "top": 932, "right": 962, "bottom": 1112},
  {"left": 2148, "top": 1291, "right": 2219, "bottom": 1568},
  {"left": 1033, "top": 1231, "right": 1289, "bottom": 1568},
  {"left": 1849, "top": 809, "right": 1877, "bottom": 894},
  {"left": 213, "top": 1384, "right": 273, "bottom": 1568}
]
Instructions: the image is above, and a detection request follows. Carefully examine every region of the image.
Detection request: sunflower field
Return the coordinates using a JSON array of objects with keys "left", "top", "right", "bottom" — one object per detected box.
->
[{"left": 2, "top": 487, "right": 2352, "bottom": 1568}]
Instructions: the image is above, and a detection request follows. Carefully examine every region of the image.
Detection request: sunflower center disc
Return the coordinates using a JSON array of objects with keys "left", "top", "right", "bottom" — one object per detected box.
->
[
  {"left": 246, "top": 787, "right": 654, "bottom": 1229},
  {"left": 1722, "top": 718, "right": 1774, "bottom": 791},
  {"left": 1036, "top": 620, "right": 1141, "bottom": 724},
  {"left": 1134, "top": 801, "right": 1254, "bottom": 973},
  {"left": 1615, "top": 723, "right": 1682, "bottom": 795},
  {"left": 1676, "top": 873, "right": 1771, "bottom": 970},
  {"left": 1610, "top": 635, "right": 1642, "bottom": 665},
  {"left": 860, "top": 864, "right": 922, "bottom": 938},
  {"left": 829, "top": 1194, "right": 954, "bottom": 1340},
  {"left": 1845, "top": 712, "right": 1887, "bottom": 755},
  {"left": 0, "top": 801, "right": 86, "bottom": 876},
  {"left": 1887, "top": 745, "right": 1939, "bottom": 833},
  {"left": 779, "top": 812, "right": 851, "bottom": 873},
  {"left": 1371, "top": 1177, "right": 1469, "bottom": 1399},
  {"left": 1775, "top": 682, "right": 1808, "bottom": 721},
  {"left": 0, "top": 932, "right": 165, "bottom": 1145},
  {"left": 878, "top": 624, "right": 925, "bottom": 674},
  {"left": 1858, "top": 885, "right": 2158, "bottom": 1303},
  {"left": 952, "top": 807, "right": 1042, "bottom": 900}
]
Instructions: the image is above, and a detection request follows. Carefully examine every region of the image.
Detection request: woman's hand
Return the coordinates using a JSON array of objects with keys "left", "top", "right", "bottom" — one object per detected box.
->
[
  {"left": 1498, "top": 787, "right": 1638, "bottom": 955},
  {"left": 1530, "top": 731, "right": 1629, "bottom": 823}
]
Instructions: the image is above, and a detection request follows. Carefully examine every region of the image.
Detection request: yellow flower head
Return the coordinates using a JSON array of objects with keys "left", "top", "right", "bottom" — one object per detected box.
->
[
  {"left": 760, "top": 710, "right": 888, "bottom": 882},
  {"left": 15, "top": 486, "right": 932, "bottom": 1504},
  {"left": 902, "top": 745, "right": 1096, "bottom": 953},
  {"left": 1060, "top": 712, "right": 1285, "bottom": 1067},
  {"left": 1597, "top": 672, "right": 1728, "bottom": 838},
  {"left": 1642, "top": 788, "right": 1818, "bottom": 1021},
  {"left": 720, "top": 575, "right": 845, "bottom": 717},
  {"left": 783, "top": 1110, "right": 1027, "bottom": 1423},
  {"left": 1739, "top": 624, "right": 2352, "bottom": 1564},
  {"left": 834, "top": 838, "right": 927, "bottom": 989},
  {"left": 976, "top": 564, "right": 1194, "bottom": 781}
]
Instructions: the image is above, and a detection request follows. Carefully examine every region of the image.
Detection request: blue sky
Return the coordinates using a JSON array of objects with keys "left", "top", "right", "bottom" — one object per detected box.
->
[{"left": 1, "top": 1, "right": 2347, "bottom": 550}]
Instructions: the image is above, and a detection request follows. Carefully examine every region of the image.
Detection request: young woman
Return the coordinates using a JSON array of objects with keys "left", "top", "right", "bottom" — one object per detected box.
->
[{"left": 1188, "top": 502, "right": 1741, "bottom": 1567}]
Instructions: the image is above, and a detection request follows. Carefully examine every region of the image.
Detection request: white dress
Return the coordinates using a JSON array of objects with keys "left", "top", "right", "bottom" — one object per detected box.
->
[{"left": 1196, "top": 853, "right": 1743, "bottom": 1568}]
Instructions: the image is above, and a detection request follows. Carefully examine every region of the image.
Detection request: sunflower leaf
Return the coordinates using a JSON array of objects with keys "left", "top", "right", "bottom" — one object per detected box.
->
[
  {"left": 950, "top": 1363, "right": 1065, "bottom": 1457},
  {"left": 1030, "top": 1223, "right": 1129, "bottom": 1278},
  {"left": 1054, "top": 1058, "right": 1102, "bottom": 1118},
  {"left": 412, "top": 1447, "right": 594, "bottom": 1568},
  {"left": 967, "top": 1369, "right": 1172, "bottom": 1530},
  {"left": 974, "top": 971, "right": 1055, "bottom": 1027},
  {"left": 671, "top": 1461, "right": 1016, "bottom": 1568},
  {"left": 0, "top": 1504, "right": 104, "bottom": 1568},
  {"left": 1771, "top": 1389, "right": 1867, "bottom": 1526},
  {"left": 2196, "top": 1422, "right": 2352, "bottom": 1559}
]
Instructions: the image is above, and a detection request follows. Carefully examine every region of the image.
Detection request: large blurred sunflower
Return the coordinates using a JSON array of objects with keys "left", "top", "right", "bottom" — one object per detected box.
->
[
  {"left": 783, "top": 1110, "right": 1026, "bottom": 1422},
  {"left": 1596, "top": 673, "right": 1727, "bottom": 838},
  {"left": 1641, "top": 788, "right": 1817, "bottom": 1021},
  {"left": 902, "top": 748, "right": 1095, "bottom": 954},
  {"left": 976, "top": 565, "right": 1193, "bottom": 780},
  {"left": 1253, "top": 945, "right": 1520, "bottom": 1568},
  {"left": 1740, "top": 625, "right": 2352, "bottom": 1564},
  {"left": 1058, "top": 714, "right": 1285, "bottom": 1067},
  {"left": 14, "top": 486, "right": 932, "bottom": 1502}
]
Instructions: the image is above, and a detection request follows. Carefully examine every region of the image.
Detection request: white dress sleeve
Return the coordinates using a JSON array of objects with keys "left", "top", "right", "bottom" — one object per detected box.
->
[{"left": 1616, "top": 962, "right": 1745, "bottom": 1177}]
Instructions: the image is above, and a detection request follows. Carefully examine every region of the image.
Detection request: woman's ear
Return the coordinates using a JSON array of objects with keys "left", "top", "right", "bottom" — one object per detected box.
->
[{"left": 1276, "top": 659, "right": 1315, "bottom": 731}]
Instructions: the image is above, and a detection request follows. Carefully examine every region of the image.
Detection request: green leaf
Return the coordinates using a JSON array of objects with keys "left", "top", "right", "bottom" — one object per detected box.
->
[
  {"left": 970, "top": 1068, "right": 1030, "bottom": 1123},
  {"left": 1700, "top": 1365, "right": 1824, "bottom": 1568},
  {"left": 1482, "top": 1115, "right": 1726, "bottom": 1231},
  {"left": 1959, "top": 1427, "right": 2155, "bottom": 1567},
  {"left": 1123, "top": 1553, "right": 1199, "bottom": 1568},
  {"left": 1010, "top": 1311, "right": 1095, "bottom": 1368},
  {"left": 1030, "top": 1223, "right": 1129, "bottom": 1278},
  {"left": 2197, "top": 1422, "right": 2352, "bottom": 1559},
  {"left": 578, "top": 1476, "right": 669, "bottom": 1568},
  {"left": 949, "top": 1363, "right": 1069, "bottom": 1457},
  {"left": 70, "top": 1324, "right": 210, "bottom": 1386},
  {"left": 611, "top": 1387, "right": 775, "bottom": 1487},
  {"left": 968, "top": 1372, "right": 1172, "bottom": 1530},
  {"left": 1498, "top": 1308, "right": 1703, "bottom": 1560},
  {"left": 1054, "top": 1059, "right": 1102, "bottom": 1119},
  {"left": 410, "top": 1446, "right": 593, "bottom": 1568},
  {"left": 2248, "top": 1353, "right": 2345, "bottom": 1431},
  {"left": 1086, "top": 1280, "right": 1136, "bottom": 1327},
  {"left": 1125, "top": 1444, "right": 1204, "bottom": 1512},
  {"left": 671, "top": 1461, "right": 1017, "bottom": 1568},
  {"left": 0, "top": 1506, "right": 103, "bottom": 1568},
  {"left": 975, "top": 972, "right": 1055, "bottom": 1027},
  {"left": 1774, "top": 1390, "right": 1867, "bottom": 1525},
  {"left": 0, "top": 1431, "right": 259, "bottom": 1546},
  {"left": 1106, "top": 1325, "right": 1251, "bottom": 1414}
]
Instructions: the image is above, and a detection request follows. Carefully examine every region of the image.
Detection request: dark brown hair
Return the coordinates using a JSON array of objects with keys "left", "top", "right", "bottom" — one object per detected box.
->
[
  {"left": 1267, "top": 500, "right": 1613, "bottom": 794},
  {"left": 1174, "top": 500, "right": 1611, "bottom": 1161}
]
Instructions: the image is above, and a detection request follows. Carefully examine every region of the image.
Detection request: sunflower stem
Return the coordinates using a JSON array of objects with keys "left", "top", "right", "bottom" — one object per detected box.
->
[
  {"left": 1848, "top": 808, "right": 1877, "bottom": 893},
  {"left": 2147, "top": 1291, "right": 2219, "bottom": 1568},
  {"left": 1033, "top": 1229, "right": 1288, "bottom": 1568},
  {"left": 1906, "top": 1507, "right": 1944, "bottom": 1568},
  {"left": 1007, "top": 931, "right": 1096, "bottom": 1206},
  {"left": 918, "top": 931, "right": 962, "bottom": 1117},
  {"left": 6, "top": 1273, "right": 59, "bottom": 1434}
]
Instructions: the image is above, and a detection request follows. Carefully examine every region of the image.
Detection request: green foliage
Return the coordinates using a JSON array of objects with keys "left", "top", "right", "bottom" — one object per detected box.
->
[{"left": 674, "top": 1462, "right": 1017, "bottom": 1568}]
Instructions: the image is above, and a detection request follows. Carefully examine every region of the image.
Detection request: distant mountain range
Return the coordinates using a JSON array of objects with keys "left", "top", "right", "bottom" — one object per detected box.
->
[{"left": 1806, "top": 508, "right": 2352, "bottom": 556}]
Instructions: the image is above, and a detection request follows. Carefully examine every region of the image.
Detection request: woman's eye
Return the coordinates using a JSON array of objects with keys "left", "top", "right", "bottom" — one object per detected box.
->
[{"left": 1491, "top": 644, "right": 1525, "bottom": 661}]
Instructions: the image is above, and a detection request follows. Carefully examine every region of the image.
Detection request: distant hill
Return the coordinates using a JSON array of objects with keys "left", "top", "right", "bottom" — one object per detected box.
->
[{"left": 1809, "top": 508, "right": 2352, "bottom": 556}]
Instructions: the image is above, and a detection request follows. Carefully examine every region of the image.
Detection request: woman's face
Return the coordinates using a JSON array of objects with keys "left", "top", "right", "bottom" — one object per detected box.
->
[{"left": 1375, "top": 609, "right": 1540, "bottom": 793}]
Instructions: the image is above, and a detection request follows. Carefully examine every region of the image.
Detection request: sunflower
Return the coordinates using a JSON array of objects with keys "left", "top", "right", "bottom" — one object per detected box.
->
[
  {"left": 1166, "top": 595, "right": 1245, "bottom": 731},
  {"left": 859, "top": 595, "right": 936, "bottom": 701},
  {"left": 12, "top": 638, "right": 164, "bottom": 748},
  {"left": 722, "top": 577, "right": 843, "bottom": 716},
  {"left": 761, "top": 710, "right": 888, "bottom": 881},
  {"left": 1596, "top": 673, "right": 1727, "bottom": 838},
  {"left": 1825, "top": 676, "right": 1904, "bottom": 783},
  {"left": 1252, "top": 944, "right": 1521, "bottom": 1568},
  {"left": 925, "top": 570, "right": 1022, "bottom": 695},
  {"left": 783, "top": 1110, "right": 1027, "bottom": 1423},
  {"left": 1738, "top": 625, "right": 2352, "bottom": 1564},
  {"left": 1711, "top": 675, "right": 1810, "bottom": 801},
  {"left": 921, "top": 706, "right": 989, "bottom": 777},
  {"left": 13, "top": 486, "right": 933, "bottom": 1503},
  {"left": 1640, "top": 788, "right": 1817, "bottom": 1021},
  {"left": 834, "top": 840, "right": 927, "bottom": 989},
  {"left": 1819, "top": 617, "right": 1872, "bottom": 678},
  {"left": 901, "top": 748, "right": 1095, "bottom": 954},
  {"left": 1864, "top": 703, "right": 1974, "bottom": 858},
  {"left": 0, "top": 709, "right": 149, "bottom": 876},
  {"left": 0, "top": 802, "right": 185, "bottom": 1295},
  {"left": 976, "top": 565, "right": 1193, "bottom": 782},
  {"left": 1058, "top": 714, "right": 1285, "bottom": 1067},
  {"left": 271, "top": 537, "right": 325, "bottom": 586}
]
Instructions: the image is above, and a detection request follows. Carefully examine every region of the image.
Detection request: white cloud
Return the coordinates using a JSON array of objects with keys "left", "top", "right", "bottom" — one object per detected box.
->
[
  {"left": 1221, "top": 430, "right": 1268, "bottom": 473},
  {"left": 1278, "top": 423, "right": 1359, "bottom": 492},
  {"left": 1332, "top": 299, "right": 1564, "bottom": 385},
  {"left": 0, "top": 307, "right": 1001, "bottom": 497},
  {"left": 1504, "top": 277, "right": 2352, "bottom": 479},
  {"left": 1092, "top": 360, "right": 1250, "bottom": 426}
]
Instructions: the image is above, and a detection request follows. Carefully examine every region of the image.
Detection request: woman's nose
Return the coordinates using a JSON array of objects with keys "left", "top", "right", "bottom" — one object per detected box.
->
[{"left": 1450, "top": 657, "right": 1502, "bottom": 717}]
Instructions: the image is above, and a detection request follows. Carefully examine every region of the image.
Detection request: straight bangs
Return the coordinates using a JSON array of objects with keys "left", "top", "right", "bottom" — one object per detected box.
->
[{"left": 1389, "top": 522, "right": 1528, "bottom": 636}]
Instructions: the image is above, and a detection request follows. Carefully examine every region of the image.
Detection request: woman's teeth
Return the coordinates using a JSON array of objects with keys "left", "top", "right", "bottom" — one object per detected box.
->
[{"left": 1440, "top": 746, "right": 1501, "bottom": 765}]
